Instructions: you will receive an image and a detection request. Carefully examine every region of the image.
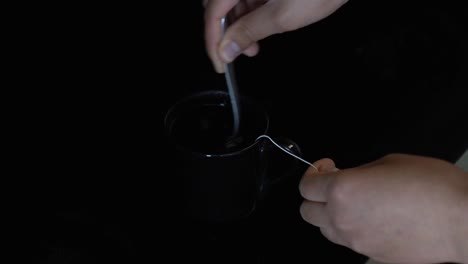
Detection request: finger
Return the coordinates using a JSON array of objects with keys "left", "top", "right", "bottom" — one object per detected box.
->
[
  {"left": 232, "top": 1, "right": 261, "bottom": 57},
  {"left": 319, "top": 226, "right": 346, "bottom": 246},
  {"left": 218, "top": 1, "right": 283, "bottom": 63},
  {"left": 246, "top": 0, "right": 267, "bottom": 10},
  {"left": 299, "top": 158, "right": 339, "bottom": 202},
  {"left": 232, "top": 1, "right": 247, "bottom": 18},
  {"left": 242, "top": 43, "right": 259, "bottom": 57},
  {"left": 299, "top": 200, "right": 329, "bottom": 228},
  {"left": 312, "top": 158, "right": 339, "bottom": 173},
  {"left": 231, "top": 2, "right": 260, "bottom": 57},
  {"left": 205, "top": 0, "right": 239, "bottom": 73},
  {"left": 299, "top": 173, "right": 333, "bottom": 202}
]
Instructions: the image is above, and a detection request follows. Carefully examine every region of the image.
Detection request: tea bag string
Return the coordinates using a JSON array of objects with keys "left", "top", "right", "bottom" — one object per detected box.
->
[{"left": 256, "top": 135, "right": 318, "bottom": 171}]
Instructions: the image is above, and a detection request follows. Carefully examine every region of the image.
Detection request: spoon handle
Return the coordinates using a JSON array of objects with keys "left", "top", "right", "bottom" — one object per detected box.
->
[{"left": 221, "top": 16, "right": 241, "bottom": 138}]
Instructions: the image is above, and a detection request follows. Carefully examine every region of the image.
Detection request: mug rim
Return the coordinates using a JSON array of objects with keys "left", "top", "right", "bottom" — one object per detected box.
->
[{"left": 164, "top": 90, "right": 269, "bottom": 158}]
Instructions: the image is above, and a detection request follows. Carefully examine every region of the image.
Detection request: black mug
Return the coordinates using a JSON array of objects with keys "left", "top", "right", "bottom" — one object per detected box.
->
[{"left": 164, "top": 90, "right": 303, "bottom": 223}]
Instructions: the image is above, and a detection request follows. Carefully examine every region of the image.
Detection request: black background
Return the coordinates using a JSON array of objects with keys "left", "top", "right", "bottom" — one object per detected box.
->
[{"left": 12, "top": 1, "right": 468, "bottom": 263}]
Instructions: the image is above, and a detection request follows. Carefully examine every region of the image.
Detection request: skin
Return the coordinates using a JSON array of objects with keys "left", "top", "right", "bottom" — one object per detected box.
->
[
  {"left": 299, "top": 155, "right": 468, "bottom": 264},
  {"left": 203, "top": 2, "right": 468, "bottom": 262},
  {"left": 203, "top": 0, "right": 348, "bottom": 73}
]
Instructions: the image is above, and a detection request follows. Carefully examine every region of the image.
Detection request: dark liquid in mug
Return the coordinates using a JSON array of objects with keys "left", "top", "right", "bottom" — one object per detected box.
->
[{"left": 169, "top": 103, "right": 264, "bottom": 154}]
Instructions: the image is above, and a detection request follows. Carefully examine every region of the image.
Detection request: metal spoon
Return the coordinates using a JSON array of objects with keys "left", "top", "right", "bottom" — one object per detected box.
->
[{"left": 221, "top": 16, "right": 241, "bottom": 139}]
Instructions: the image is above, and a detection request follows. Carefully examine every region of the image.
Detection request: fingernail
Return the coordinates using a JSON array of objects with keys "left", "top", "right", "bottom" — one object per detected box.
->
[{"left": 221, "top": 41, "right": 241, "bottom": 63}]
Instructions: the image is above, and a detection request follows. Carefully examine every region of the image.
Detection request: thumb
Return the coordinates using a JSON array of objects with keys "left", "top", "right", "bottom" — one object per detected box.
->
[
  {"left": 299, "top": 158, "right": 339, "bottom": 202},
  {"left": 218, "top": 2, "right": 283, "bottom": 63},
  {"left": 307, "top": 158, "right": 339, "bottom": 175}
]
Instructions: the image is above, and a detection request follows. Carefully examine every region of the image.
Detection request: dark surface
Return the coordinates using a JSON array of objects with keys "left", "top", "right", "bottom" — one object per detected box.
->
[{"left": 15, "top": 1, "right": 468, "bottom": 263}]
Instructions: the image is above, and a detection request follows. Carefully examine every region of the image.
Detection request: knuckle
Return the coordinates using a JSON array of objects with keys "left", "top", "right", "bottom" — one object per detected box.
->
[
  {"left": 327, "top": 177, "right": 352, "bottom": 206},
  {"left": 348, "top": 238, "right": 366, "bottom": 254},
  {"left": 326, "top": 179, "right": 355, "bottom": 231},
  {"left": 328, "top": 208, "right": 353, "bottom": 235},
  {"left": 346, "top": 234, "right": 375, "bottom": 257},
  {"left": 271, "top": 9, "right": 295, "bottom": 33},
  {"left": 319, "top": 227, "right": 336, "bottom": 242},
  {"left": 235, "top": 20, "right": 256, "bottom": 46}
]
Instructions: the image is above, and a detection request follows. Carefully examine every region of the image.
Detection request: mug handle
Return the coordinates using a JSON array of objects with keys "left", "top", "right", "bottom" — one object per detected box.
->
[{"left": 256, "top": 135, "right": 305, "bottom": 196}]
